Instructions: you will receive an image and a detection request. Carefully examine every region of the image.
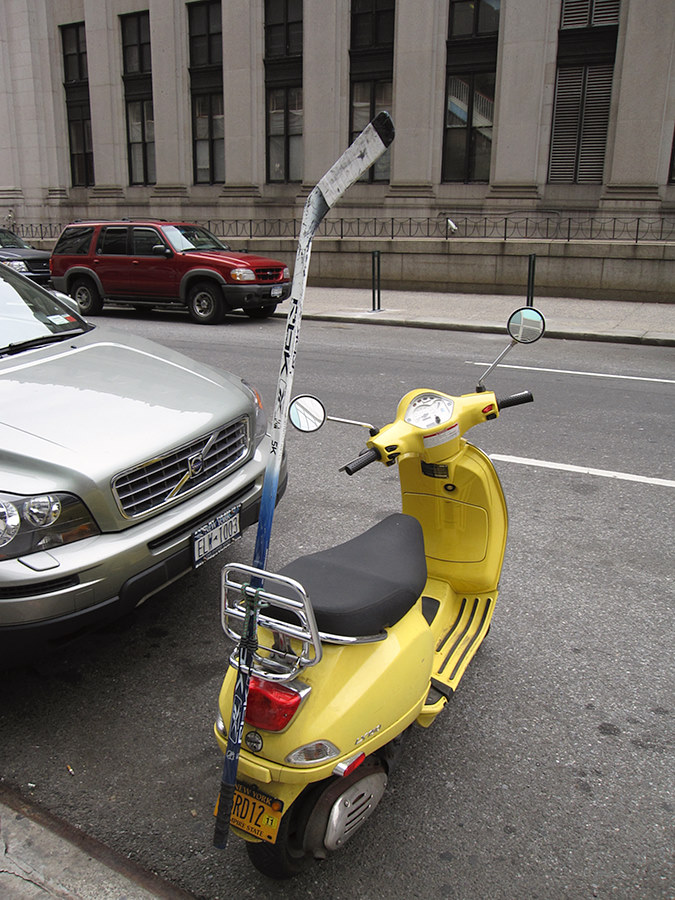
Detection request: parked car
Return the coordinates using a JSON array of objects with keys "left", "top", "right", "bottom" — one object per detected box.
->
[
  {"left": 0, "top": 264, "right": 286, "bottom": 665},
  {"left": 50, "top": 220, "right": 291, "bottom": 324},
  {"left": 0, "top": 227, "right": 52, "bottom": 286}
]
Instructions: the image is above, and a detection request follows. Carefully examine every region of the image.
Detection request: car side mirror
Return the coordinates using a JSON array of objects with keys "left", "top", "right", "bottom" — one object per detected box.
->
[{"left": 153, "top": 244, "right": 172, "bottom": 257}]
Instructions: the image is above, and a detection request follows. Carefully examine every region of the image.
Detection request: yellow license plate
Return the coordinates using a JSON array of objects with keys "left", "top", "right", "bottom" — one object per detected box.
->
[{"left": 227, "top": 782, "right": 284, "bottom": 843}]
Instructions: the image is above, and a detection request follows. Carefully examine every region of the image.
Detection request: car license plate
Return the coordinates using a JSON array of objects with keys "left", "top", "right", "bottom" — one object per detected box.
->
[
  {"left": 214, "top": 782, "right": 284, "bottom": 843},
  {"left": 271, "top": 285, "right": 282, "bottom": 298},
  {"left": 193, "top": 506, "right": 241, "bottom": 568}
]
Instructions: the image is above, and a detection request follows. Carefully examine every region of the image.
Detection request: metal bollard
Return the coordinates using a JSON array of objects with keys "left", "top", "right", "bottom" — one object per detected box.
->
[
  {"left": 371, "top": 250, "right": 381, "bottom": 311},
  {"left": 526, "top": 254, "right": 536, "bottom": 307}
]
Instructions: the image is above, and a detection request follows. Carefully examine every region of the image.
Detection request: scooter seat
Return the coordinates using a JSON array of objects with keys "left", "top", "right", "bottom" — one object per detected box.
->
[{"left": 279, "top": 513, "right": 427, "bottom": 638}]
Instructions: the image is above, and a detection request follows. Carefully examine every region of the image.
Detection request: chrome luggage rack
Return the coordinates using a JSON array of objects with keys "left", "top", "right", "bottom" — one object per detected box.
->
[
  {"left": 221, "top": 562, "right": 323, "bottom": 682},
  {"left": 221, "top": 562, "right": 387, "bottom": 682}
]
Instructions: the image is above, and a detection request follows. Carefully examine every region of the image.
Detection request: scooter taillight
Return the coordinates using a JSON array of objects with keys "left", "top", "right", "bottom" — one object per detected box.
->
[{"left": 245, "top": 676, "right": 303, "bottom": 732}]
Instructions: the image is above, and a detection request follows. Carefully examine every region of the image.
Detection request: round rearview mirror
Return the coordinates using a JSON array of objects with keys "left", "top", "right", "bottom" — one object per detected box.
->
[
  {"left": 507, "top": 307, "right": 546, "bottom": 344},
  {"left": 289, "top": 395, "right": 327, "bottom": 432}
]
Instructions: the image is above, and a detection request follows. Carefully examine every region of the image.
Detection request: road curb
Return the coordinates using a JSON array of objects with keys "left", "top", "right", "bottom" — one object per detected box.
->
[{"left": 280, "top": 311, "right": 675, "bottom": 347}]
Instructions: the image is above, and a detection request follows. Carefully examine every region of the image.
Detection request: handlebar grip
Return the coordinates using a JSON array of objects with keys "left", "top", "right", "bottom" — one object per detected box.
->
[
  {"left": 342, "top": 447, "right": 380, "bottom": 476},
  {"left": 496, "top": 390, "right": 534, "bottom": 410}
]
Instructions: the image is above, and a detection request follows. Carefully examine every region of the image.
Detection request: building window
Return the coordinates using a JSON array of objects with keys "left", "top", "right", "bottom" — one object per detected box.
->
[
  {"left": 548, "top": 0, "right": 619, "bottom": 184},
  {"left": 62, "top": 22, "right": 88, "bottom": 83},
  {"left": 264, "top": 1, "right": 303, "bottom": 183},
  {"left": 267, "top": 87, "right": 303, "bottom": 182},
  {"left": 189, "top": 0, "right": 223, "bottom": 66},
  {"left": 448, "top": 0, "right": 500, "bottom": 38},
  {"left": 193, "top": 92, "right": 225, "bottom": 183},
  {"left": 189, "top": 1, "right": 224, "bottom": 184},
  {"left": 126, "top": 100, "right": 156, "bottom": 185},
  {"left": 121, "top": 12, "right": 155, "bottom": 185},
  {"left": 442, "top": 0, "right": 499, "bottom": 183},
  {"left": 349, "top": 0, "right": 394, "bottom": 182},
  {"left": 61, "top": 23, "right": 95, "bottom": 187},
  {"left": 350, "top": 80, "right": 392, "bottom": 182},
  {"left": 121, "top": 11, "right": 151, "bottom": 74},
  {"left": 351, "top": 0, "right": 395, "bottom": 48},
  {"left": 265, "top": 0, "right": 302, "bottom": 58}
]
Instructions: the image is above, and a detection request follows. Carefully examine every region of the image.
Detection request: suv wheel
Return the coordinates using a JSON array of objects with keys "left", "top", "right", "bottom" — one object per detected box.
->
[
  {"left": 71, "top": 277, "right": 103, "bottom": 315},
  {"left": 187, "top": 281, "right": 224, "bottom": 325},
  {"left": 244, "top": 305, "right": 278, "bottom": 320}
]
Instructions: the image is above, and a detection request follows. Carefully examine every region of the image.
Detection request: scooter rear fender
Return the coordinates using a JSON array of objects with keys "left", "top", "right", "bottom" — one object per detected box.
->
[{"left": 216, "top": 599, "right": 434, "bottom": 775}]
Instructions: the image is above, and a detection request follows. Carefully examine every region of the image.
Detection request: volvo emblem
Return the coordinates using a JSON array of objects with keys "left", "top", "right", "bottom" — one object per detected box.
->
[{"left": 187, "top": 452, "right": 204, "bottom": 478}]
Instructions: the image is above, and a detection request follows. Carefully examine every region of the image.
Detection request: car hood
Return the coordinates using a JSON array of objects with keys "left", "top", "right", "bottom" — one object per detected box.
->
[
  {"left": 0, "top": 248, "right": 51, "bottom": 261},
  {"left": 0, "top": 328, "right": 251, "bottom": 500},
  {"left": 184, "top": 249, "right": 287, "bottom": 269}
]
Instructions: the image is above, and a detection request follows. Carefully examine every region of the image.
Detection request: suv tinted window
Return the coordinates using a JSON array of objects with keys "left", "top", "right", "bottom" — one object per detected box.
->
[
  {"left": 98, "top": 226, "right": 129, "bottom": 255},
  {"left": 53, "top": 226, "right": 95, "bottom": 255},
  {"left": 131, "top": 227, "right": 164, "bottom": 255}
]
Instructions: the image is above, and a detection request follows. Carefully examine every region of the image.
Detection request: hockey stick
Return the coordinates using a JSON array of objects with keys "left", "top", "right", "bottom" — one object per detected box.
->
[{"left": 213, "top": 111, "right": 395, "bottom": 850}]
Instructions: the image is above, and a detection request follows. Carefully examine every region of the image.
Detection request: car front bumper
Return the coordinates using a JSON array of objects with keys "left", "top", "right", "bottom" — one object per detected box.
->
[{"left": 221, "top": 282, "right": 292, "bottom": 310}]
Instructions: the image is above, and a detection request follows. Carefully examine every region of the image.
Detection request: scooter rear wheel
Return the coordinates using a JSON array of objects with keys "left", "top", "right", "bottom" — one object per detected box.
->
[{"left": 245, "top": 782, "right": 324, "bottom": 878}]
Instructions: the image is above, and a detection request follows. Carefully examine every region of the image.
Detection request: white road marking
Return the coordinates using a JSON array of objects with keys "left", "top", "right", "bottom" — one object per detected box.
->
[
  {"left": 469, "top": 362, "right": 675, "bottom": 384},
  {"left": 491, "top": 454, "right": 675, "bottom": 488}
]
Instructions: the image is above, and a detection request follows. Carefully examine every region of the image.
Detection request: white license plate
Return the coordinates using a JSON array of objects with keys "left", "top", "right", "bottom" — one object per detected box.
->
[
  {"left": 193, "top": 506, "right": 241, "bottom": 568},
  {"left": 271, "top": 285, "right": 282, "bottom": 298}
]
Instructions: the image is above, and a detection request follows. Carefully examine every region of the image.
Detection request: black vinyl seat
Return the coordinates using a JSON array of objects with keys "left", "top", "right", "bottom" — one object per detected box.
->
[{"left": 279, "top": 513, "right": 427, "bottom": 637}]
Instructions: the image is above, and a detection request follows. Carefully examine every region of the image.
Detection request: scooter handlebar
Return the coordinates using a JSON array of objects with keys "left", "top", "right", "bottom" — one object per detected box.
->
[
  {"left": 495, "top": 390, "right": 534, "bottom": 410},
  {"left": 341, "top": 447, "right": 381, "bottom": 476}
]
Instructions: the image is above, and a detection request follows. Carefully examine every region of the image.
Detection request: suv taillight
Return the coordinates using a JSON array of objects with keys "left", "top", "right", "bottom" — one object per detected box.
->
[{"left": 244, "top": 676, "right": 304, "bottom": 732}]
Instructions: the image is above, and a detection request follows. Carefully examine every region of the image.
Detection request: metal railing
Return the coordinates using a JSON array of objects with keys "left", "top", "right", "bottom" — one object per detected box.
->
[{"left": 14, "top": 214, "right": 675, "bottom": 244}]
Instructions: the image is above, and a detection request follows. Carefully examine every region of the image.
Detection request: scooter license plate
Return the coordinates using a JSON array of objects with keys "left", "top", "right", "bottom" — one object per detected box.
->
[
  {"left": 192, "top": 505, "right": 241, "bottom": 568},
  {"left": 228, "top": 782, "right": 284, "bottom": 843}
]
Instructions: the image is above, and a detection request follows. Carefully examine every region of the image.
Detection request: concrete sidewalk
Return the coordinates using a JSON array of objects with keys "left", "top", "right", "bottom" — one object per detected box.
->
[
  {"left": 0, "top": 789, "right": 191, "bottom": 900},
  {"left": 297, "top": 286, "right": 675, "bottom": 345}
]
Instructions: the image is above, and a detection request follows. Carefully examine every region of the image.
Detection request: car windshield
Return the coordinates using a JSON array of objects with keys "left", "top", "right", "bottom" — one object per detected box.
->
[
  {"left": 162, "top": 224, "right": 231, "bottom": 253},
  {"left": 0, "top": 265, "right": 89, "bottom": 354},
  {"left": 0, "top": 230, "right": 30, "bottom": 250}
]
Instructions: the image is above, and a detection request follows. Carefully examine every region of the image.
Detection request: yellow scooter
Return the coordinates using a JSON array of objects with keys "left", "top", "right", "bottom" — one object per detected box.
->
[{"left": 214, "top": 307, "right": 545, "bottom": 877}]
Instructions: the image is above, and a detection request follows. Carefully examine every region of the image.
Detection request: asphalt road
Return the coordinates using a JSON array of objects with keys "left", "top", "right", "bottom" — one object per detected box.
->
[{"left": 1, "top": 310, "right": 673, "bottom": 900}]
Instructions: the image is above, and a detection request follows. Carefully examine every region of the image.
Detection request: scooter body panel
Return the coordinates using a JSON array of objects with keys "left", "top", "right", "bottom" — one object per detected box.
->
[{"left": 217, "top": 600, "right": 434, "bottom": 775}]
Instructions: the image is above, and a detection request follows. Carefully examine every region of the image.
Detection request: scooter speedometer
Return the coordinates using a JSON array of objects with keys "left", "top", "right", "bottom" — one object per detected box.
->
[{"left": 404, "top": 392, "right": 455, "bottom": 429}]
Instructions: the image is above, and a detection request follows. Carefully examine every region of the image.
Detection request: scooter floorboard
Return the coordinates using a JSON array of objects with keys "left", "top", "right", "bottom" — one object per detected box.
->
[{"left": 419, "top": 585, "right": 495, "bottom": 721}]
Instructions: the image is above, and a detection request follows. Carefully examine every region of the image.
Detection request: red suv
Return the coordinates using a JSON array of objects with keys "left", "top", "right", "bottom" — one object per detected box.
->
[{"left": 50, "top": 220, "right": 291, "bottom": 324}]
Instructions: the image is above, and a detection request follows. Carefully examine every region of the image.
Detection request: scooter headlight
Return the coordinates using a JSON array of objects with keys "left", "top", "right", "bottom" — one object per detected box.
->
[{"left": 285, "top": 740, "right": 340, "bottom": 766}]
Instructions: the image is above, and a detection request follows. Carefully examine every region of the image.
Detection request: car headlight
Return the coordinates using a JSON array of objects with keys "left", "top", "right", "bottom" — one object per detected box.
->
[
  {"left": 0, "top": 491, "right": 100, "bottom": 560},
  {"left": 283, "top": 267, "right": 290, "bottom": 280},
  {"left": 4, "top": 260, "right": 29, "bottom": 273},
  {"left": 230, "top": 267, "right": 256, "bottom": 282},
  {"left": 241, "top": 381, "right": 268, "bottom": 448}
]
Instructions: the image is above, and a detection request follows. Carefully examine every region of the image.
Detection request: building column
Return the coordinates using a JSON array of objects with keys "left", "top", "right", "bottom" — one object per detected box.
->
[
  {"left": 83, "top": 0, "right": 126, "bottom": 200},
  {"left": 602, "top": 0, "right": 675, "bottom": 206},
  {"left": 149, "top": 0, "right": 191, "bottom": 197},
  {"left": 303, "top": 0, "right": 350, "bottom": 187},
  {"left": 489, "top": 0, "right": 558, "bottom": 202},
  {"left": 389, "top": 0, "right": 446, "bottom": 195},
  {"left": 220, "top": 0, "right": 263, "bottom": 195}
]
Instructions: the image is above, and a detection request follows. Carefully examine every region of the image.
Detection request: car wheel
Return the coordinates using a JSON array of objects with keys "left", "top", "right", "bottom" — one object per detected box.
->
[
  {"left": 187, "top": 281, "right": 224, "bottom": 325},
  {"left": 244, "top": 305, "right": 278, "bottom": 320},
  {"left": 71, "top": 277, "right": 103, "bottom": 315}
]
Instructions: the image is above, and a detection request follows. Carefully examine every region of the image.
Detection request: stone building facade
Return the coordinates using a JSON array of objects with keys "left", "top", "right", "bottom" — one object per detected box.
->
[{"left": 1, "top": 0, "right": 674, "bottom": 230}]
